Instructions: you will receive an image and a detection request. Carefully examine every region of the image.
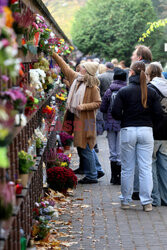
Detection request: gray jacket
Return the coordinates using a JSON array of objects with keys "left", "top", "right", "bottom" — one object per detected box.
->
[{"left": 98, "top": 70, "right": 114, "bottom": 97}]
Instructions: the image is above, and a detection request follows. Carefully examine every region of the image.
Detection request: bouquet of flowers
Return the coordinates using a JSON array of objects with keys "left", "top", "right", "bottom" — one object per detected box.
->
[
  {"left": 32, "top": 199, "right": 57, "bottom": 240},
  {"left": 60, "top": 132, "right": 74, "bottom": 147},
  {"left": 25, "top": 95, "right": 39, "bottom": 116},
  {"left": 1, "top": 88, "right": 27, "bottom": 112},
  {"left": 0, "top": 103, "right": 16, "bottom": 168},
  {"left": 0, "top": 1, "right": 21, "bottom": 78},
  {"left": 46, "top": 148, "right": 71, "bottom": 168},
  {"left": 56, "top": 88, "right": 67, "bottom": 112},
  {"left": 29, "top": 68, "right": 46, "bottom": 92},
  {"left": 47, "top": 167, "right": 77, "bottom": 194},
  {"left": 42, "top": 105, "right": 56, "bottom": 123},
  {"left": 18, "top": 150, "right": 34, "bottom": 174}
]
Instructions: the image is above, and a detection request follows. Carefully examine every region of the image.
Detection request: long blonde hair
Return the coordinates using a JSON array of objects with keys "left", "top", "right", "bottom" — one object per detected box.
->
[{"left": 131, "top": 61, "right": 147, "bottom": 108}]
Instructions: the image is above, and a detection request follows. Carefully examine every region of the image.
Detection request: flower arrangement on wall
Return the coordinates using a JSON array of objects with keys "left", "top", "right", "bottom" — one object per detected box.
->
[
  {"left": 0, "top": 104, "right": 15, "bottom": 168},
  {"left": 42, "top": 105, "right": 56, "bottom": 124},
  {"left": 0, "top": 0, "right": 21, "bottom": 79}
]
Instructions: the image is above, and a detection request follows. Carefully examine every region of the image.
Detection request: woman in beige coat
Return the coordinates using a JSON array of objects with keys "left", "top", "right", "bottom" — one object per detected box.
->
[{"left": 52, "top": 52, "right": 105, "bottom": 184}]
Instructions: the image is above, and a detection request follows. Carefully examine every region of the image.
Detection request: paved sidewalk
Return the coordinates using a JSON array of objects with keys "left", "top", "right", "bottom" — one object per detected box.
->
[{"left": 60, "top": 133, "right": 167, "bottom": 250}]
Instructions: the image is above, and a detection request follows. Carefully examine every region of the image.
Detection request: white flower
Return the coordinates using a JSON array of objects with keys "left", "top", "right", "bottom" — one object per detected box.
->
[
  {"left": 30, "top": 69, "right": 46, "bottom": 90},
  {"left": 21, "top": 114, "right": 27, "bottom": 127},
  {"left": 4, "top": 59, "right": 15, "bottom": 66},
  {"left": 48, "top": 206, "right": 55, "bottom": 212},
  {"left": 25, "top": 90, "right": 32, "bottom": 96},
  {"left": 35, "top": 202, "right": 40, "bottom": 207}
]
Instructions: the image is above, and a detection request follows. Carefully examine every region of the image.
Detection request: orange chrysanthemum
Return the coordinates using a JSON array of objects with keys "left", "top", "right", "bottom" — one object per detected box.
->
[{"left": 3, "top": 7, "right": 14, "bottom": 28}]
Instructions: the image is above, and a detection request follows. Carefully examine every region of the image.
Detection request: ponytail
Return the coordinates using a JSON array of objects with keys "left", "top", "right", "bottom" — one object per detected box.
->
[
  {"left": 140, "top": 70, "right": 147, "bottom": 108},
  {"left": 130, "top": 61, "right": 147, "bottom": 109}
]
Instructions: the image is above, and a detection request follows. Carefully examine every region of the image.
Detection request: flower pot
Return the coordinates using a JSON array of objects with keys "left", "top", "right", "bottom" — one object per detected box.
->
[
  {"left": 64, "top": 145, "right": 70, "bottom": 151},
  {"left": 19, "top": 174, "right": 29, "bottom": 188}
]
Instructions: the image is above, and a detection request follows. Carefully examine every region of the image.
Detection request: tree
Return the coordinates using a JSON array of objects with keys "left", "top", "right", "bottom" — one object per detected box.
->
[
  {"left": 71, "top": 0, "right": 166, "bottom": 65},
  {"left": 151, "top": 0, "right": 167, "bottom": 18}
]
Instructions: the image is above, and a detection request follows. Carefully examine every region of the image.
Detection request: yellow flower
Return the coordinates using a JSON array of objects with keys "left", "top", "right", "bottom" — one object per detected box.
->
[
  {"left": 61, "top": 162, "right": 68, "bottom": 167},
  {"left": 3, "top": 7, "right": 14, "bottom": 28},
  {"left": 70, "top": 46, "right": 74, "bottom": 50},
  {"left": 45, "top": 28, "right": 51, "bottom": 32}
]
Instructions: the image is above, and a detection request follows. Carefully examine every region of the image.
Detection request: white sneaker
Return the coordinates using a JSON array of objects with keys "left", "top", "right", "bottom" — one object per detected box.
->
[{"left": 143, "top": 203, "right": 152, "bottom": 212}]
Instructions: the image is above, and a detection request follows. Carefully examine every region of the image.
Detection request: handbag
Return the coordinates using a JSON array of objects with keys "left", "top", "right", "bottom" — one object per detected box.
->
[{"left": 64, "top": 110, "right": 74, "bottom": 134}]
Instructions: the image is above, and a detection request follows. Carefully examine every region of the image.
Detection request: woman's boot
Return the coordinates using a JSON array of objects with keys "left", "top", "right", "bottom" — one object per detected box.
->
[
  {"left": 110, "top": 161, "right": 117, "bottom": 184},
  {"left": 115, "top": 163, "right": 121, "bottom": 185}
]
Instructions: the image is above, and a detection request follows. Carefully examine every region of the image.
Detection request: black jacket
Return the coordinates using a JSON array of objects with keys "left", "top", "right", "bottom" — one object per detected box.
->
[
  {"left": 98, "top": 70, "right": 114, "bottom": 98},
  {"left": 111, "top": 75, "right": 163, "bottom": 128}
]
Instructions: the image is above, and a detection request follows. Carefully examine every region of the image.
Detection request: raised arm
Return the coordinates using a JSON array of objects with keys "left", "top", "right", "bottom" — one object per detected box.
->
[{"left": 52, "top": 52, "right": 77, "bottom": 86}]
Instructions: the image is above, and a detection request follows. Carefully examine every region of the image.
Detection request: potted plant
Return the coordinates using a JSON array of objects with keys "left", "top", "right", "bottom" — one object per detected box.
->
[
  {"left": 36, "top": 137, "right": 43, "bottom": 156},
  {"left": 60, "top": 132, "right": 73, "bottom": 151},
  {"left": 18, "top": 150, "right": 34, "bottom": 187},
  {"left": 47, "top": 167, "right": 77, "bottom": 195},
  {"left": 46, "top": 149, "right": 71, "bottom": 168}
]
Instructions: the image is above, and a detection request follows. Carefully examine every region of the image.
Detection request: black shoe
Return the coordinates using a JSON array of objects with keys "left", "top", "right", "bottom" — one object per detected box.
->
[
  {"left": 78, "top": 177, "right": 98, "bottom": 184},
  {"left": 110, "top": 161, "right": 121, "bottom": 184},
  {"left": 74, "top": 168, "right": 84, "bottom": 174},
  {"left": 94, "top": 144, "right": 99, "bottom": 153},
  {"left": 132, "top": 192, "right": 140, "bottom": 200},
  {"left": 98, "top": 171, "right": 105, "bottom": 179}
]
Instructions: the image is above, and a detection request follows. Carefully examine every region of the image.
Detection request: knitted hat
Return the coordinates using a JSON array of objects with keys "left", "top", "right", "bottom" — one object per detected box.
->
[
  {"left": 106, "top": 62, "right": 114, "bottom": 69},
  {"left": 114, "top": 68, "right": 127, "bottom": 81},
  {"left": 82, "top": 62, "right": 99, "bottom": 76}
]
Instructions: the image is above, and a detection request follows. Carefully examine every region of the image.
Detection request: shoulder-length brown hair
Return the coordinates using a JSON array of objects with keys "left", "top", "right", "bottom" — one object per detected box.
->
[{"left": 130, "top": 61, "right": 147, "bottom": 108}]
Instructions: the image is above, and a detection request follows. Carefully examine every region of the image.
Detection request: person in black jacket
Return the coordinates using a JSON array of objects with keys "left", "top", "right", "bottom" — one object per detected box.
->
[
  {"left": 146, "top": 62, "right": 167, "bottom": 206},
  {"left": 112, "top": 61, "right": 163, "bottom": 212}
]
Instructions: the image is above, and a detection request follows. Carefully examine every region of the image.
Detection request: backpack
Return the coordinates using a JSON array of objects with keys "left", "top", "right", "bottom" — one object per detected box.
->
[
  {"left": 151, "top": 85, "right": 167, "bottom": 140},
  {"left": 110, "top": 90, "right": 118, "bottom": 111}
]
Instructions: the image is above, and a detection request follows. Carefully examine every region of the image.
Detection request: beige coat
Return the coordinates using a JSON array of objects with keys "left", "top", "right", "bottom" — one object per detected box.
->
[{"left": 53, "top": 53, "right": 101, "bottom": 149}]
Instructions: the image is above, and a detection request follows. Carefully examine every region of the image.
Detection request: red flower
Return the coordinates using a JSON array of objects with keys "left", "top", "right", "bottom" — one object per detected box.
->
[{"left": 11, "top": 0, "right": 18, "bottom": 4}]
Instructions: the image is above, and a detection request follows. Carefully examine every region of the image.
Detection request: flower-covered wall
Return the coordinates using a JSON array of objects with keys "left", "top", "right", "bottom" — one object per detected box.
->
[{"left": 0, "top": 0, "right": 74, "bottom": 249}]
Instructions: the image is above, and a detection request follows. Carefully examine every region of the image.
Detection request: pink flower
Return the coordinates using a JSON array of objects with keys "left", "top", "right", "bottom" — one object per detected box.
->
[
  {"left": 1, "top": 75, "right": 9, "bottom": 82},
  {"left": 1, "top": 39, "right": 9, "bottom": 47},
  {"left": 40, "top": 29, "right": 44, "bottom": 33},
  {"left": 32, "top": 22, "right": 38, "bottom": 30}
]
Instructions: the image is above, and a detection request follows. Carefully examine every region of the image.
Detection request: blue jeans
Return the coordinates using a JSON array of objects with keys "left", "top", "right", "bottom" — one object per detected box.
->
[
  {"left": 120, "top": 127, "right": 154, "bottom": 205},
  {"left": 152, "top": 141, "right": 167, "bottom": 206},
  {"left": 77, "top": 145, "right": 103, "bottom": 180},
  {"left": 107, "top": 130, "right": 121, "bottom": 164}
]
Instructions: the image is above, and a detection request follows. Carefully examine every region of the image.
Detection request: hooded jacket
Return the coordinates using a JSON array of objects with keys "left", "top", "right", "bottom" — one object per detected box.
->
[
  {"left": 149, "top": 77, "right": 167, "bottom": 98},
  {"left": 148, "top": 77, "right": 167, "bottom": 140},
  {"left": 100, "top": 80, "right": 126, "bottom": 131},
  {"left": 111, "top": 75, "right": 163, "bottom": 128}
]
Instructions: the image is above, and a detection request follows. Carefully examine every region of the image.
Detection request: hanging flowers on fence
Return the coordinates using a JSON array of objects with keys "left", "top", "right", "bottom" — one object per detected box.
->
[
  {"left": 0, "top": 104, "right": 15, "bottom": 168},
  {"left": 42, "top": 105, "right": 56, "bottom": 124},
  {"left": 0, "top": 1, "right": 21, "bottom": 79}
]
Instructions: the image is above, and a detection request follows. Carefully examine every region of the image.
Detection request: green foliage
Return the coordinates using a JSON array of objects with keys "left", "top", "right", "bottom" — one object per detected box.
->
[
  {"left": 18, "top": 150, "right": 34, "bottom": 174},
  {"left": 139, "top": 19, "right": 167, "bottom": 42},
  {"left": 36, "top": 138, "right": 43, "bottom": 149},
  {"left": 71, "top": 0, "right": 165, "bottom": 65}
]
